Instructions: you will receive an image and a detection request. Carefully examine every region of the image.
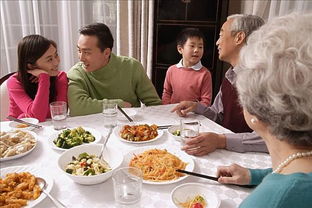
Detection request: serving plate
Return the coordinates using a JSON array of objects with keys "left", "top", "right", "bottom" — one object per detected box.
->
[
  {"left": 48, "top": 127, "right": 102, "bottom": 151},
  {"left": 123, "top": 146, "right": 194, "bottom": 185},
  {"left": 0, "top": 130, "right": 38, "bottom": 162},
  {"left": 113, "top": 125, "right": 163, "bottom": 144},
  {"left": 0, "top": 165, "right": 54, "bottom": 208}
]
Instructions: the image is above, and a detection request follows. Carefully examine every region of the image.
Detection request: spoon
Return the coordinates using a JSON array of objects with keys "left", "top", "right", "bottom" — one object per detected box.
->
[
  {"left": 99, "top": 127, "right": 113, "bottom": 160},
  {"left": 37, "top": 177, "right": 67, "bottom": 208}
]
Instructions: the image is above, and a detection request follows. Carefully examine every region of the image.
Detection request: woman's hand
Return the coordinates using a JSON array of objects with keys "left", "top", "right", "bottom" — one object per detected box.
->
[
  {"left": 217, "top": 163, "right": 251, "bottom": 185},
  {"left": 27, "top": 69, "right": 48, "bottom": 77}
]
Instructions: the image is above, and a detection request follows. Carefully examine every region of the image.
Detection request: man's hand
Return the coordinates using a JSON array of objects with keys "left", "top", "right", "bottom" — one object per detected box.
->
[
  {"left": 181, "top": 132, "right": 226, "bottom": 156},
  {"left": 171, "top": 101, "right": 197, "bottom": 117},
  {"left": 123, "top": 102, "right": 132, "bottom": 108},
  {"left": 217, "top": 163, "right": 251, "bottom": 185}
]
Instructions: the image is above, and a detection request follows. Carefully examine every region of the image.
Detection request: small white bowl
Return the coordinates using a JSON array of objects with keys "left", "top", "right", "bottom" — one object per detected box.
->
[
  {"left": 167, "top": 125, "right": 182, "bottom": 142},
  {"left": 9, "top": 118, "right": 39, "bottom": 131},
  {"left": 171, "top": 183, "right": 220, "bottom": 208},
  {"left": 58, "top": 144, "right": 123, "bottom": 185}
]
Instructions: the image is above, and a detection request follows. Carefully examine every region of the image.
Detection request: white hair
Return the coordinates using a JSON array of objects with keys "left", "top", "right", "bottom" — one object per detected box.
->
[
  {"left": 227, "top": 14, "right": 265, "bottom": 38},
  {"left": 236, "top": 13, "right": 312, "bottom": 146}
]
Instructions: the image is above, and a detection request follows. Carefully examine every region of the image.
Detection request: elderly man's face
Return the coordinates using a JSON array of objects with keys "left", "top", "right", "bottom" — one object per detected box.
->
[
  {"left": 77, "top": 35, "right": 110, "bottom": 72},
  {"left": 216, "top": 18, "right": 239, "bottom": 64}
]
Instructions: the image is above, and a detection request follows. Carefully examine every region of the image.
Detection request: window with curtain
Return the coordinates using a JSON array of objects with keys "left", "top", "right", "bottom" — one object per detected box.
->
[{"left": 0, "top": 0, "right": 117, "bottom": 77}]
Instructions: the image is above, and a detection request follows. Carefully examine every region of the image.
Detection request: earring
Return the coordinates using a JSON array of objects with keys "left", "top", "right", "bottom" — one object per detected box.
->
[{"left": 251, "top": 118, "right": 257, "bottom": 124}]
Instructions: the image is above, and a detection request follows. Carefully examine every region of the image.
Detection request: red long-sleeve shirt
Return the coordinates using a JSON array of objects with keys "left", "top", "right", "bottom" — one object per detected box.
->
[{"left": 7, "top": 71, "right": 68, "bottom": 122}]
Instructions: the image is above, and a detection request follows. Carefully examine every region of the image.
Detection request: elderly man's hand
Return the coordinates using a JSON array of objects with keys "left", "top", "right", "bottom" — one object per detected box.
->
[
  {"left": 217, "top": 164, "right": 251, "bottom": 185},
  {"left": 171, "top": 101, "right": 197, "bottom": 117},
  {"left": 181, "top": 132, "right": 226, "bottom": 156}
]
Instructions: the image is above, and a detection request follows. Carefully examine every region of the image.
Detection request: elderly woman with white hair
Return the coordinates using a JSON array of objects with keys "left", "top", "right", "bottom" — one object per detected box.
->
[{"left": 217, "top": 13, "right": 312, "bottom": 208}]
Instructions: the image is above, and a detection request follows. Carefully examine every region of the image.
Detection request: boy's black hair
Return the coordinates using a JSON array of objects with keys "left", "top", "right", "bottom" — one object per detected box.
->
[
  {"left": 176, "top": 28, "right": 205, "bottom": 47},
  {"left": 79, "top": 23, "right": 114, "bottom": 52}
]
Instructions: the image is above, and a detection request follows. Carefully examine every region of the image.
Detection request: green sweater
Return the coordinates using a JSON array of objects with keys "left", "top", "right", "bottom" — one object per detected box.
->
[
  {"left": 67, "top": 53, "right": 161, "bottom": 116},
  {"left": 240, "top": 168, "right": 312, "bottom": 208}
]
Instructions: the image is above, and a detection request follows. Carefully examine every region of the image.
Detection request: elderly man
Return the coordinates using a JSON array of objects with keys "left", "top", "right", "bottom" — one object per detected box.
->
[
  {"left": 68, "top": 23, "right": 161, "bottom": 116},
  {"left": 172, "top": 14, "right": 267, "bottom": 155}
]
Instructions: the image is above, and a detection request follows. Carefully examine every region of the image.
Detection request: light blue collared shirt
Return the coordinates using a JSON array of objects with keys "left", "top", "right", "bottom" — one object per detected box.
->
[{"left": 176, "top": 59, "right": 203, "bottom": 71}]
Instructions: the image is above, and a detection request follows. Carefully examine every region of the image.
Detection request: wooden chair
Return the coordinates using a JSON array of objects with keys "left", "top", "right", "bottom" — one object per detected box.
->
[{"left": 1, "top": 72, "right": 15, "bottom": 121}]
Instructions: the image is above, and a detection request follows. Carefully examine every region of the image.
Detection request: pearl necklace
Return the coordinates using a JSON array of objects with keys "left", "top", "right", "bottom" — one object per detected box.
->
[{"left": 272, "top": 150, "right": 312, "bottom": 174}]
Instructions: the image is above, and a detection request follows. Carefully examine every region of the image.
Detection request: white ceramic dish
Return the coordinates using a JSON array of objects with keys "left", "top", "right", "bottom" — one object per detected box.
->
[
  {"left": 0, "top": 130, "right": 38, "bottom": 162},
  {"left": 9, "top": 118, "right": 39, "bottom": 131},
  {"left": 58, "top": 144, "right": 123, "bottom": 185},
  {"left": 0, "top": 165, "right": 54, "bottom": 208},
  {"left": 167, "top": 125, "right": 182, "bottom": 142},
  {"left": 123, "top": 146, "right": 194, "bottom": 185},
  {"left": 113, "top": 125, "right": 164, "bottom": 144},
  {"left": 171, "top": 183, "right": 220, "bottom": 208},
  {"left": 48, "top": 127, "right": 102, "bottom": 151}
]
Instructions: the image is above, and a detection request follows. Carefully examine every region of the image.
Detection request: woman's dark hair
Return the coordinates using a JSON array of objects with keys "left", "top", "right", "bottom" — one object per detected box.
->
[
  {"left": 17, "top": 35, "right": 57, "bottom": 102},
  {"left": 79, "top": 23, "right": 114, "bottom": 51}
]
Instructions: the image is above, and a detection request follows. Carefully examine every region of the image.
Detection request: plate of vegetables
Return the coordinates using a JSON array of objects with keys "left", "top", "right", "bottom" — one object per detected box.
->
[{"left": 48, "top": 127, "right": 102, "bottom": 151}]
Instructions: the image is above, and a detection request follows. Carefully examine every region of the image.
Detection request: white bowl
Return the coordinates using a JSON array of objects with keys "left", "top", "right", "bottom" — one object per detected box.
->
[
  {"left": 9, "top": 118, "right": 39, "bottom": 131},
  {"left": 171, "top": 183, "right": 220, "bottom": 208},
  {"left": 167, "top": 125, "right": 182, "bottom": 142},
  {"left": 58, "top": 144, "right": 123, "bottom": 185}
]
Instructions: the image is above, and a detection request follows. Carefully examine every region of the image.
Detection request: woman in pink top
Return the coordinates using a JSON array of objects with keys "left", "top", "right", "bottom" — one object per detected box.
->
[{"left": 7, "top": 35, "right": 68, "bottom": 122}]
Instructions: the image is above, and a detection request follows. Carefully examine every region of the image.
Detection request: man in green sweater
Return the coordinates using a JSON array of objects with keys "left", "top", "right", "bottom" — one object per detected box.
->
[{"left": 67, "top": 23, "right": 161, "bottom": 116}]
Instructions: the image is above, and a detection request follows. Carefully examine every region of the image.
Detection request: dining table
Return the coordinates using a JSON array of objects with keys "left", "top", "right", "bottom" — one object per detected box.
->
[{"left": 0, "top": 104, "right": 271, "bottom": 208}]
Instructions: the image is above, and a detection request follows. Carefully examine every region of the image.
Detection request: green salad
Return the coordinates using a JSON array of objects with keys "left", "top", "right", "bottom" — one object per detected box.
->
[
  {"left": 53, "top": 127, "right": 96, "bottom": 149},
  {"left": 172, "top": 129, "right": 181, "bottom": 136}
]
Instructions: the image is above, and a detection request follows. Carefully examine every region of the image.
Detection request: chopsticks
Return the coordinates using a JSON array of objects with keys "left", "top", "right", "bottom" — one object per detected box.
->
[
  {"left": 176, "top": 169, "right": 256, "bottom": 188},
  {"left": 158, "top": 121, "right": 199, "bottom": 130},
  {"left": 7, "top": 116, "right": 42, "bottom": 129},
  {"left": 117, "top": 106, "right": 133, "bottom": 122}
]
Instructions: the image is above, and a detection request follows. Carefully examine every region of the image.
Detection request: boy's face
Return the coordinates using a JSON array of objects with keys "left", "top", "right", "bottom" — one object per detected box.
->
[
  {"left": 77, "top": 35, "right": 111, "bottom": 72},
  {"left": 177, "top": 37, "right": 204, "bottom": 67}
]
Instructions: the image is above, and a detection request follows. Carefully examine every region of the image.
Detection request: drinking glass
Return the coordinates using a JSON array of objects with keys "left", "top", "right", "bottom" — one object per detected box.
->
[
  {"left": 112, "top": 167, "right": 142, "bottom": 205},
  {"left": 180, "top": 120, "right": 200, "bottom": 144},
  {"left": 102, "top": 103, "right": 118, "bottom": 128},
  {"left": 50, "top": 101, "right": 67, "bottom": 130}
]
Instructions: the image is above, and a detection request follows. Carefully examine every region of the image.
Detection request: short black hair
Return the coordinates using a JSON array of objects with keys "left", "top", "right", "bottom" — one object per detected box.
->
[
  {"left": 176, "top": 28, "right": 205, "bottom": 47},
  {"left": 79, "top": 23, "right": 114, "bottom": 52}
]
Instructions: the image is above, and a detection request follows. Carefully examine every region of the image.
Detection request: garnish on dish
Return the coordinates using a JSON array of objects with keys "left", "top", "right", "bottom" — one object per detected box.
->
[
  {"left": 120, "top": 124, "right": 158, "bottom": 142},
  {"left": 16, "top": 123, "right": 30, "bottom": 128},
  {"left": 129, "top": 149, "right": 187, "bottom": 181},
  {"left": 65, "top": 152, "right": 111, "bottom": 176},
  {"left": 53, "top": 127, "right": 95, "bottom": 149},
  {"left": 0, "top": 172, "right": 41, "bottom": 207},
  {"left": 179, "top": 195, "right": 207, "bottom": 208}
]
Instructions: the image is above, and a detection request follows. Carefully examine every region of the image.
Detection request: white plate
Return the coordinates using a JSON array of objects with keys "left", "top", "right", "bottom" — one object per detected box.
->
[
  {"left": 48, "top": 127, "right": 102, "bottom": 151},
  {"left": 0, "top": 130, "right": 38, "bottom": 162},
  {"left": 117, "top": 108, "right": 137, "bottom": 120},
  {"left": 0, "top": 165, "right": 54, "bottom": 208},
  {"left": 9, "top": 118, "right": 39, "bottom": 131},
  {"left": 123, "top": 146, "right": 194, "bottom": 185},
  {"left": 113, "top": 125, "right": 164, "bottom": 144},
  {"left": 171, "top": 183, "right": 220, "bottom": 208}
]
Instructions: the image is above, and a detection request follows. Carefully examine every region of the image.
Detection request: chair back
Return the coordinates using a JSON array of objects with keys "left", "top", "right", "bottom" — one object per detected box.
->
[{"left": 0, "top": 72, "right": 15, "bottom": 121}]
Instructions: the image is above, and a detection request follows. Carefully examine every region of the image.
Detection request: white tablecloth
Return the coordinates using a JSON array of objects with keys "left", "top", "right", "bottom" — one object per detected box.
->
[{"left": 0, "top": 104, "right": 271, "bottom": 208}]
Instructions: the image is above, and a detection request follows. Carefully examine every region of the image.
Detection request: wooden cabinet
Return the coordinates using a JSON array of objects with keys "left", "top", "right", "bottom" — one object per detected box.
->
[{"left": 152, "top": 0, "right": 229, "bottom": 99}]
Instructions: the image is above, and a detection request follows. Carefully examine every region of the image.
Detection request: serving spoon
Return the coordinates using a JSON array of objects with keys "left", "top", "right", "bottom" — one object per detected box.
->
[
  {"left": 37, "top": 177, "right": 67, "bottom": 208},
  {"left": 99, "top": 127, "right": 113, "bottom": 160}
]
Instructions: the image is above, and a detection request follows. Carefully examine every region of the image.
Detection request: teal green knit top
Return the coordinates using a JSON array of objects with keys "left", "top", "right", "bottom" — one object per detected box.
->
[
  {"left": 240, "top": 168, "right": 312, "bottom": 208},
  {"left": 67, "top": 53, "right": 161, "bottom": 116}
]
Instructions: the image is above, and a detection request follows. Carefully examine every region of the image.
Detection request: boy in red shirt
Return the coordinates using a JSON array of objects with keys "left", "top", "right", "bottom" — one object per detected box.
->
[{"left": 162, "top": 28, "right": 212, "bottom": 106}]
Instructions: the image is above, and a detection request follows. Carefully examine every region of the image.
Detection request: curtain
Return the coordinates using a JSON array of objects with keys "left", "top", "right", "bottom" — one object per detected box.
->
[
  {"left": 241, "top": 0, "right": 312, "bottom": 20},
  {"left": 0, "top": 0, "right": 154, "bottom": 78},
  {"left": 116, "top": 0, "right": 154, "bottom": 78}
]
